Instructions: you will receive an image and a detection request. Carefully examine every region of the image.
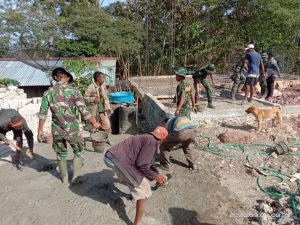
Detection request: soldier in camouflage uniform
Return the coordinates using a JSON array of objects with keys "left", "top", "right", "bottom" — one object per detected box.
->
[
  {"left": 230, "top": 66, "right": 246, "bottom": 101},
  {"left": 37, "top": 67, "right": 100, "bottom": 184},
  {"left": 192, "top": 64, "right": 216, "bottom": 108},
  {"left": 175, "top": 68, "right": 196, "bottom": 119},
  {"left": 259, "top": 53, "right": 268, "bottom": 97},
  {"left": 84, "top": 71, "right": 112, "bottom": 145}
]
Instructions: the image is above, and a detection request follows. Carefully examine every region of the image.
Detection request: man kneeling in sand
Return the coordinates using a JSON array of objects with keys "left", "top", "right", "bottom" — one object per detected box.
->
[{"left": 104, "top": 126, "right": 168, "bottom": 225}]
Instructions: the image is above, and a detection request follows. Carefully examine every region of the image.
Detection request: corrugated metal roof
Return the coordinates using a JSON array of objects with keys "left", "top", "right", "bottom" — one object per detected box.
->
[
  {"left": 0, "top": 58, "right": 118, "bottom": 87},
  {"left": 0, "top": 61, "right": 51, "bottom": 86}
]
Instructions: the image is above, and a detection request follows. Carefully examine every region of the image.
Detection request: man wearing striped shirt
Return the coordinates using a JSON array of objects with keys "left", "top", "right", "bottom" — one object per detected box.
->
[{"left": 159, "top": 115, "right": 199, "bottom": 171}]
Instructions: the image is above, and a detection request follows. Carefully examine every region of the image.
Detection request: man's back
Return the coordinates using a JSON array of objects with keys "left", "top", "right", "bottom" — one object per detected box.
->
[
  {"left": 108, "top": 134, "right": 159, "bottom": 184},
  {"left": 176, "top": 80, "right": 192, "bottom": 109},
  {"left": 166, "top": 116, "right": 197, "bottom": 133},
  {"left": 245, "top": 50, "right": 262, "bottom": 75},
  {"left": 0, "top": 109, "right": 19, "bottom": 128},
  {"left": 39, "top": 83, "right": 91, "bottom": 136}
]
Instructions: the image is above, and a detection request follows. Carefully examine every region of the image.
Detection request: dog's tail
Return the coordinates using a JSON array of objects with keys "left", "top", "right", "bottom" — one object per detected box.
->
[{"left": 274, "top": 104, "right": 282, "bottom": 111}]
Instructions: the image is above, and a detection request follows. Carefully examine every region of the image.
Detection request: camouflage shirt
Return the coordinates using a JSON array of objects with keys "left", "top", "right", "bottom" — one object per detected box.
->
[
  {"left": 192, "top": 67, "right": 208, "bottom": 80},
  {"left": 38, "top": 82, "right": 92, "bottom": 140},
  {"left": 176, "top": 80, "right": 192, "bottom": 117}
]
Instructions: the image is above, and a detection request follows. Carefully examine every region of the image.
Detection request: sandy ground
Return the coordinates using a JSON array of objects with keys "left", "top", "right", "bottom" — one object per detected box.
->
[
  {"left": 0, "top": 114, "right": 299, "bottom": 225},
  {"left": 0, "top": 131, "right": 245, "bottom": 225}
]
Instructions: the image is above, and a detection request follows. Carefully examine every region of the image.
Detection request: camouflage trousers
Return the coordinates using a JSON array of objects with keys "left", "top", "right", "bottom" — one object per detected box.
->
[
  {"left": 52, "top": 133, "right": 86, "bottom": 161},
  {"left": 231, "top": 79, "right": 245, "bottom": 98},
  {"left": 259, "top": 79, "right": 267, "bottom": 96},
  {"left": 200, "top": 79, "right": 213, "bottom": 103}
]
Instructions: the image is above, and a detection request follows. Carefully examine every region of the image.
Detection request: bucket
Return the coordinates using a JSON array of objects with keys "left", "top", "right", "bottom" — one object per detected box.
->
[
  {"left": 90, "top": 131, "right": 108, "bottom": 153},
  {"left": 274, "top": 141, "right": 289, "bottom": 155},
  {"left": 195, "top": 103, "right": 206, "bottom": 112}
]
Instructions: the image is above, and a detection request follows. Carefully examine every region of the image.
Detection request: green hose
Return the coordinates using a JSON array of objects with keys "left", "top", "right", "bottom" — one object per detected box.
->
[{"left": 195, "top": 134, "right": 300, "bottom": 221}]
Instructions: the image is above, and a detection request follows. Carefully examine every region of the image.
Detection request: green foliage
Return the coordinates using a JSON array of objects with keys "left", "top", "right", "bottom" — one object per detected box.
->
[
  {"left": 56, "top": 40, "right": 98, "bottom": 57},
  {"left": 63, "top": 60, "right": 96, "bottom": 95},
  {"left": 1, "top": 0, "right": 300, "bottom": 75},
  {"left": 0, "top": 78, "right": 20, "bottom": 86}
]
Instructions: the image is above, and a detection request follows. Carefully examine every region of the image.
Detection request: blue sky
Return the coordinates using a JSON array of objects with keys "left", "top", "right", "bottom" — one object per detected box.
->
[{"left": 102, "top": 0, "right": 126, "bottom": 7}]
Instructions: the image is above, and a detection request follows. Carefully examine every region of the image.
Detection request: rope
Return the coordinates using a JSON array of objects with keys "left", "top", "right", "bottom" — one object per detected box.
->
[{"left": 195, "top": 134, "right": 300, "bottom": 221}]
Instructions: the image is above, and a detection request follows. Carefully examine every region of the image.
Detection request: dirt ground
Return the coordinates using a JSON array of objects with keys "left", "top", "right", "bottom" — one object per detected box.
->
[{"left": 0, "top": 115, "right": 299, "bottom": 225}]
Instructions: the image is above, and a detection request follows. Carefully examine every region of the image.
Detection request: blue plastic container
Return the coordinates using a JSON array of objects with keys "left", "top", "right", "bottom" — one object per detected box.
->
[{"left": 109, "top": 91, "right": 135, "bottom": 103}]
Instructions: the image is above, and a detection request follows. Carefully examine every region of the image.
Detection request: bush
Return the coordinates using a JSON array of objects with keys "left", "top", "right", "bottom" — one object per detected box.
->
[{"left": 0, "top": 78, "right": 20, "bottom": 86}]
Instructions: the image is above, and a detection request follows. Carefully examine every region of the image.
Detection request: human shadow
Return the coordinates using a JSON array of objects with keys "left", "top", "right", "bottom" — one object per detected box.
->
[
  {"left": 155, "top": 149, "right": 188, "bottom": 169},
  {"left": 169, "top": 207, "right": 216, "bottom": 225},
  {"left": 0, "top": 143, "right": 14, "bottom": 163},
  {"left": 170, "top": 157, "right": 188, "bottom": 168},
  {"left": 0, "top": 143, "right": 61, "bottom": 178},
  {"left": 69, "top": 169, "right": 133, "bottom": 225},
  {"left": 22, "top": 152, "right": 62, "bottom": 178}
]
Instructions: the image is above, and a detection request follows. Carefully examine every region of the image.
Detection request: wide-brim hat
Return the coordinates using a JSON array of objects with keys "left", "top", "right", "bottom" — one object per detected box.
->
[
  {"left": 52, "top": 67, "right": 74, "bottom": 83},
  {"left": 205, "top": 64, "right": 216, "bottom": 73},
  {"left": 175, "top": 68, "right": 187, "bottom": 77},
  {"left": 262, "top": 53, "right": 268, "bottom": 58}
]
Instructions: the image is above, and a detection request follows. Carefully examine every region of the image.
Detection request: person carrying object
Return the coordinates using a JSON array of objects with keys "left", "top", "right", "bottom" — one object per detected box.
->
[{"left": 84, "top": 71, "right": 113, "bottom": 144}]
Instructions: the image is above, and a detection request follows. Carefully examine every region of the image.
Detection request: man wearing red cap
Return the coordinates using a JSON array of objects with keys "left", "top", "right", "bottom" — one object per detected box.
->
[
  {"left": 0, "top": 109, "right": 34, "bottom": 165},
  {"left": 104, "top": 126, "right": 168, "bottom": 225}
]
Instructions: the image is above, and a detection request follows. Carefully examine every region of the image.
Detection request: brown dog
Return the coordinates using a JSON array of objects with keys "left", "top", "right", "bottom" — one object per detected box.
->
[{"left": 245, "top": 105, "right": 282, "bottom": 133}]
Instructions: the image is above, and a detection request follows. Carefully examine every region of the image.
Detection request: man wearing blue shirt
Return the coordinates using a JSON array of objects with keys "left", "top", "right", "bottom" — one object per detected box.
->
[{"left": 242, "top": 44, "right": 265, "bottom": 103}]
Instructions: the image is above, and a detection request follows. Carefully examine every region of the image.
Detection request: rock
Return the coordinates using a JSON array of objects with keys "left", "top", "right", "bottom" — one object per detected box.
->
[
  {"left": 273, "top": 89, "right": 282, "bottom": 97},
  {"left": 275, "top": 182, "right": 291, "bottom": 194},
  {"left": 290, "top": 148, "right": 298, "bottom": 152},
  {"left": 217, "top": 129, "right": 257, "bottom": 144},
  {"left": 287, "top": 136, "right": 297, "bottom": 143},
  {"left": 271, "top": 152, "right": 278, "bottom": 159},
  {"left": 258, "top": 203, "right": 273, "bottom": 214},
  {"left": 250, "top": 222, "right": 260, "bottom": 225},
  {"left": 295, "top": 196, "right": 300, "bottom": 204},
  {"left": 259, "top": 213, "right": 274, "bottom": 225},
  {"left": 0, "top": 87, "right": 7, "bottom": 92},
  {"left": 276, "top": 213, "right": 293, "bottom": 225},
  {"left": 277, "top": 197, "right": 290, "bottom": 208}
]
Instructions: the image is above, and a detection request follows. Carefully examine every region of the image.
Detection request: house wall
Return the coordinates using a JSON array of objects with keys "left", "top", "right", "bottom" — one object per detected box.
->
[
  {"left": 0, "top": 87, "right": 52, "bottom": 142},
  {"left": 20, "top": 86, "right": 50, "bottom": 98},
  {"left": 141, "top": 94, "right": 170, "bottom": 132}
]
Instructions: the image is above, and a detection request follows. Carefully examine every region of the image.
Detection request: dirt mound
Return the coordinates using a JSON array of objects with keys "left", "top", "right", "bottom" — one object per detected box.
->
[
  {"left": 217, "top": 129, "right": 257, "bottom": 144},
  {"left": 272, "top": 84, "right": 300, "bottom": 105}
]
